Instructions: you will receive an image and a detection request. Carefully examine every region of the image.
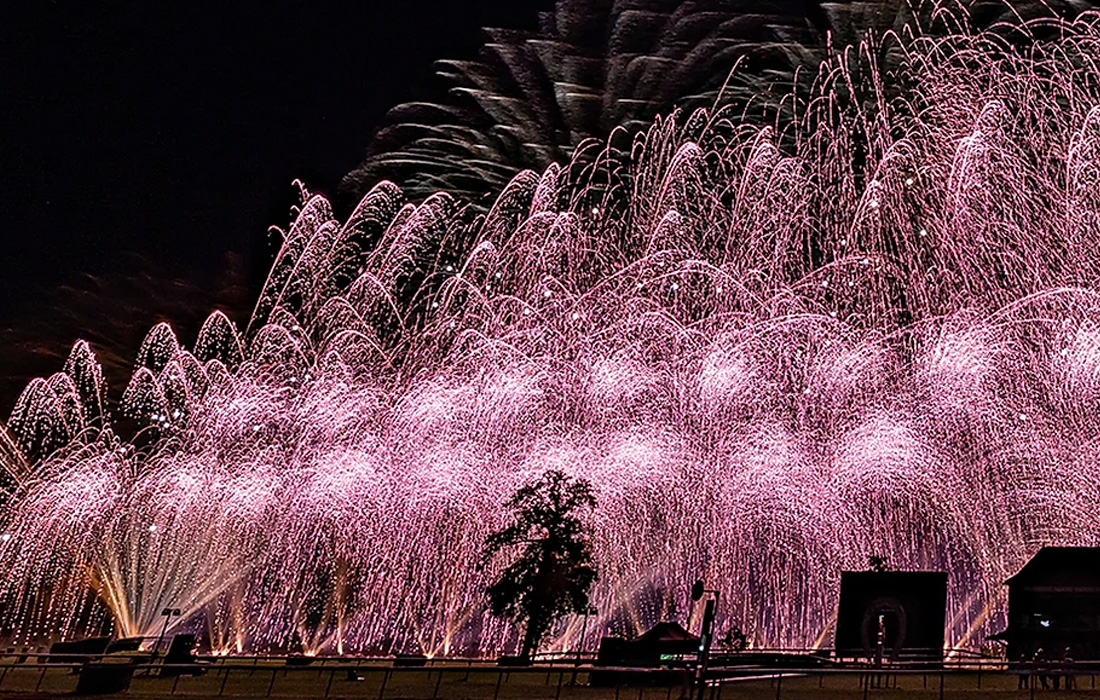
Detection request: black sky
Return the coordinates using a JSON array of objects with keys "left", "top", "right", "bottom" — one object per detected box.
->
[{"left": 0, "top": 1, "right": 550, "bottom": 412}]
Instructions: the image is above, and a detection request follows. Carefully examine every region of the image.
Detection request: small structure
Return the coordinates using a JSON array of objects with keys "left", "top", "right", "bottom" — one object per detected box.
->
[
  {"left": 161, "top": 634, "right": 204, "bottom": 677},
  {"left": 591, "top": 622, "right": 698, "bottom": 686},
  {"left": 835, "top": 571, "right": 947, "bottom": 662},
  {"left": 597, "top": 621, "right": 699, "bottom": 667},
  {"left": 48, "top": 636, "right": 110, "bottom": 663},
  {"left": 994, "top": 547, "right": 1100, "bottom": 661},
  {"left": 48, "top": 636, "right": 143, "bottom": 664}
]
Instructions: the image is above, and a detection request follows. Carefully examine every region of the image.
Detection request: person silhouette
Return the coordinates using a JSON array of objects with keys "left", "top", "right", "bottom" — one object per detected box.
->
[
  {"left": 1035, "top": 648, "right": 1050, "bottom": 690},
  {"left": 1062, "top": 647, "right": 1075, "bottom": 691}
]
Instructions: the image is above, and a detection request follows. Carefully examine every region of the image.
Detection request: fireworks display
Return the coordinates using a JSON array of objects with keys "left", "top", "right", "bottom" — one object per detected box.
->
[
  {"left": 342, "top": 0, "right": 1089, "bottom": 204},
  {"left": 3, "top": 4, "right": 1100, "bottom": 658}
]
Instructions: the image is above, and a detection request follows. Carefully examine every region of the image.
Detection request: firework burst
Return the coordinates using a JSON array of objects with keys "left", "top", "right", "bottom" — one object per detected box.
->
[{"left": 4, "top": 4, "right": 1100, "bottom": 656}]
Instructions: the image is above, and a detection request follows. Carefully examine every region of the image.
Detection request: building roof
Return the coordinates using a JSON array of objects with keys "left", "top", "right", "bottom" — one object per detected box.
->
[
  {"left": 841, "top": 570, "right": 948, "bottom": 583},
  {"left": 636, "top": 621, "right": 699, "bottom": 645},
  {"left": 1006, "top": 547, "right": 1100, "bottom": 586}
]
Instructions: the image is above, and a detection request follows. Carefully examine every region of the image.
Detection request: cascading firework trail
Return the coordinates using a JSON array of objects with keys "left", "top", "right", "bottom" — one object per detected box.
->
[
  {"left": 3, "top": 5, "right": 1100, "bottom": 657},
  {"left": 342, "top": 0, "right": 1094, "bottom": 204}
]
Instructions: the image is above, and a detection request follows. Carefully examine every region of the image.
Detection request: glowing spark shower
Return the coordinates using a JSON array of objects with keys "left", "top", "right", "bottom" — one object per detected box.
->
[{"left": 4, "top": 5, "right": 1100, "bottom": 657}]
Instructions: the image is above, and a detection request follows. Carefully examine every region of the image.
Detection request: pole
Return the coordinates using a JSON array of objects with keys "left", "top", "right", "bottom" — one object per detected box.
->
[
  {"left": 154, "top": 614, "right": 172, "bottom": 657},
  {"left": 378, "top": 669, "right": 390, "bottom": 700},
  {"left": 694, "top": 597, "right": 717, "bottom": 700},
  {"left": 577, "top": 610, "right": 590, "bottom": 666},
  {"left": 153, "top": 607, "right": 180, "bottom": 658}
]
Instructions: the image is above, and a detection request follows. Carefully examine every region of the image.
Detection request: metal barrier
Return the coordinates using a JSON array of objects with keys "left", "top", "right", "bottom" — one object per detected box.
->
[{"left": 0, "top": 658, "right": 1093, "bottom": 699}]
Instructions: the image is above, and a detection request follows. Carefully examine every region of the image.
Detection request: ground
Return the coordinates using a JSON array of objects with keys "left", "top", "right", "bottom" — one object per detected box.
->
[{"left": 0, "top": 661, "right": 1095, "bottom": 699}]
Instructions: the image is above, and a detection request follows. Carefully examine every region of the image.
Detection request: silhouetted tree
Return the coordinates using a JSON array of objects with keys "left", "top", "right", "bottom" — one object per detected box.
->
[
  {"left": 720, "top": 626, "right": 748, "bottom": 651},
  {"left": 482, "top": 470, "right": 597, "bottom": 662},
  {"left": 868, "top": 555, "right": 890, "bottom": 572}
]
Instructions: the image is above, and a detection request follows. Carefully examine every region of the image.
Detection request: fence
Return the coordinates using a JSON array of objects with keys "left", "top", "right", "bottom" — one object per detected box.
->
[{"left": 0, "top": 654, "right": 1091, "bottom": 699}]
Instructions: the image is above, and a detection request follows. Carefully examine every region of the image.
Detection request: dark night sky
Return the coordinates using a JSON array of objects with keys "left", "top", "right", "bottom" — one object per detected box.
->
[{"left": 0, "top": 1, "right": 549, "bottom": 412}]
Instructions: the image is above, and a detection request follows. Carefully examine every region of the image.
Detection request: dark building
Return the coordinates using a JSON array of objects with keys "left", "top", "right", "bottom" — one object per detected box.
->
[
  {"left": 596, "top": 621, "right": 699, "bottom": 667},
  {"left": 835, "top": 571, "right": 947, "bottom": 662},
  {"left": 995, "top": 547, "right": 1100, "bottom": 661},
  {"left": 590, "top": 622, "right": 699, "bottom": 686}
]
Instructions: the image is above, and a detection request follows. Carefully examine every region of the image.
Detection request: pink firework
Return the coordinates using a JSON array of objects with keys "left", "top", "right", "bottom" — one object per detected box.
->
[{"left": 4, "top": 6, "right": 1100, "bottom": 656}]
